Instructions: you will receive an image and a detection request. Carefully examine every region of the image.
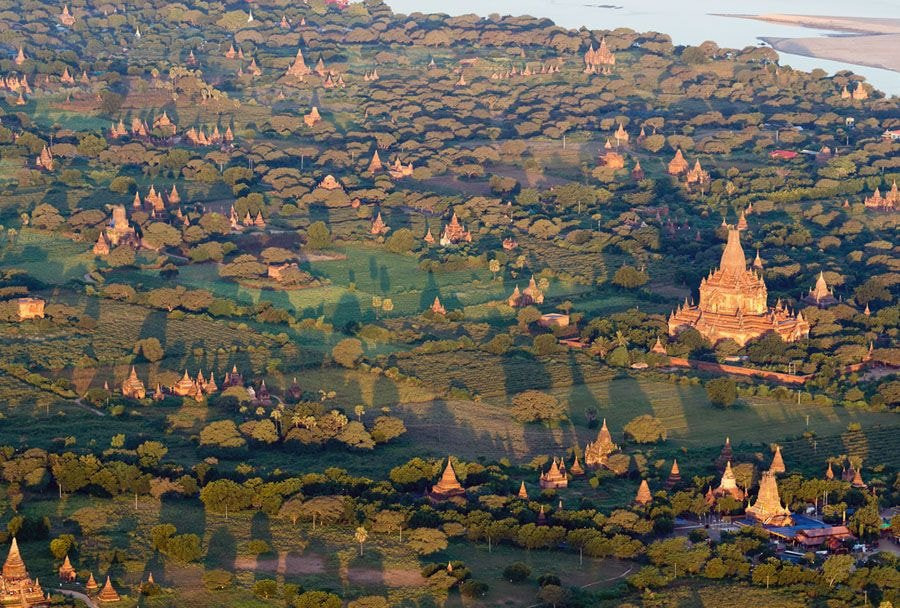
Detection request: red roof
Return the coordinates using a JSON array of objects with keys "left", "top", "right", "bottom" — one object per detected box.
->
[{"left": 770, "top": 150, "right": 798, "bottom": 160}]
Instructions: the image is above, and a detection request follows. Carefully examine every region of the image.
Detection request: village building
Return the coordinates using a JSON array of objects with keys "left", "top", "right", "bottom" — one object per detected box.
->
[
  {"left": 746, "top": 471, "right": 792, "bottom": 526},
  {"left": 668, "top": 228, "right": 810, "bottom": 346},
  {"left": 635, "top": 480, "right": 652, "bottom": 506},
  {"left": 17, "top": 297, "right": 45, "bottom": 321},
  {"left": 539, "top": 458, "right": 568, "bottom": 489},
  {"left": 802, "top": 271, "right": 838, "bottom": 308},
  {"left": 427, "top": 458, "right": 466, "bottom": 503},
  {"left": 121, "top": 367, "right": 146, "bottom": 399},
  {"left": 507, "top": 276, "right": 544, "bottom": 308},
  {"left": 438, "top": 213, "right": 472, "bottom": 245},
  {"left": 0, "top": 538, "right": 48, "bottom": 607},
  {"left": 584, "top": 419, "right": 619, "bottom": 468}
]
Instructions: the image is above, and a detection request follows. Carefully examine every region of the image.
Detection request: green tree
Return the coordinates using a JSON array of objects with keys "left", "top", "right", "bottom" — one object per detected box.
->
[
  {"left": 623, "top": 415, "right": 667, "bottom": 443},
  {"left": 612, "top": 265, "right": 649, "bottom": 288},
  {"left": 706, "top": 378, "right": 737, "bottom": 408},
  {"left": 510, "top": 391, "right": 566, "bottom": 423},
  {"left": 294, "top": 591, "right": 341, "bottom": 608},
  {"left": 305, "top": 221, "right": 332, "bottom": 250},
  {"left": 332, "top": 338, "right": 363, "bottom": 368}
]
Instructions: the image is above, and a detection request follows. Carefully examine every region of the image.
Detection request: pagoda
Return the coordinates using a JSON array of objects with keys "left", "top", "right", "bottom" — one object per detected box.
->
[
  {"left": 438, "top": 213, "right": 471, "bottom": 245},
  {"left": 712, "top": 461, "right": 744, "bottom": 501},
  {"left": 802, "top": 272, "right": 838, "bottom": 308},
  {"left": 85, "top": 573, "right": 98, "bottom": 593},
  {"left": 14, "top": 47, "right": 25, "bottom": 67},
  {"left": 507, "top": 276, "right": 544, "bottom": 307},
  {"left": 539, "top": 458, "right": 568, "bottom": 489},
  {"left": 517, "top": 481, "right": 528, "bottom": 500},
  {"left": 825, "top": 462, "right": 834, "bottom": 481},
  {"left": 367, "top": 150, "right": 383, "bottom": 174},
  {"left": 106, "top": 205, "right": 138, "bottom": 246},
  {"left": 863, "top": 181, "right": 897, "bottom": 210},
  {"left": 631, "top": 160, "right": 644, "bottom": 181},
  {"left": 667, "top": 228, "right": 810, "bottom": 346},
  {"left": 167, "top": 185, "right": 181, "bottom": 205},
  {"left": 569, "top": 452, "right": 585, "bottom": 476},
  {"left": 584, "top": 419, "right": 619, "bottom": 468},
  {"left": 423, "top": 227, "right": 435, "bottom": 245},
  {"left": 0, "top": 538, "right": 49, "bottom": 607},
  {"left": 668, "top": 149, "right": 689, "bottom": 175},
  {"left": 223, "top": 365, "right": 243, "bottom": 387},
  {"left": 58, "top": 555, "right": 76, "bottom": 582},
  {"left": 370, "top": 212, "right": 389, "bottom": 236},
  {"left": 635, "top": 480, "right": 652, "bottom": 506},
  {"left": 583, "top": 38, "right": 615, "bottom": 74},
  {"left": 286, "top": 49, "right": 311, "bottom": 78},
  {"left": 36, "top": 146, "right": 54, "bottom": 171},
  {"left": 97, "top": 576, "right": 120, "bottom": 603},
  {"left": 93, "top": 232, "right": 110, "bottom": 256},
  {"left": 614, "top": 123, "right": 629, "bottom": 144},
  {"left": 172, "top": 370, "right": 202, "bottom": 399},
  {"left": 769, "top": 445, "right": 786, "bottom": 475},
  {"left": 665, "top": 460, "right": 682, "bottom": 489},
  {"left": 121, "top": 367, "right": 146, "bottom": 399},
  {"left": 426, "top": 458, "right": 466, "bottom": 503},
  {"left": 685, "top": 160, "right": 709, "bottom": 187},
  {"left": 715, "top": 437, "right": 733, "bottom": 470},
  {"left": 318, "top": 175, "right": 342, "bottom": 191},
  {"left": 851, "top": 82, "right": 868, "bottom": 100},
  {"left": 430, "top": 297, "right": 446, "bottom": 315},
  {"left": 60, "top": 4, "right": 76, "bottom": 26},
  {"left": 389, "top": 158, "right": 414, "bottom": 179},
  {"left": 650, "top": 336, "right": 667, "bottom": 355},
  {"left": 303, "top": 106, "right": 321, "bottom": 128},
  {"left": 746, "top": 471, "right": 792, "bottom": 526}
]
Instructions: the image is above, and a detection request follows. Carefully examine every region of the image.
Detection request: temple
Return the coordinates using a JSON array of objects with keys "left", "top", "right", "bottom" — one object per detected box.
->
[
  {"left": 507, "top": 276, "right": 544, "bottom": 307},
  {"left": 711, "top": 461, "right": 744, "bottom": 501},
  {"left": 517, "top": 481, "right": 528, "bottom": 500},
  {"left": 58, "top": 555, "right": 76, "bottom": 582},
  {"left": 426, "top": 458, "right": 466, "bottom": 503},
  {"left": 539, "top": 457, "right": 568, "bottom": 489},
  {"left": 60, "top": 4, "right": 76, "bottom": 26},
  {"left": 715, "top": 437, "right": 733, "bottom": 470},
  {"left": 746, "top": 471, "right": 792, "bottom": 526},
  {"left": 802, "top": 271, "right": 838, "bottom": 308},
  {"left": 668, "top": 149, "right": 688, "bottom": 175},
  {"left": 863, "top": 181, "right": 897, "bottom": 210},
  {"left": 0, "top": 538, "right": 49, "bottom": 607},
  {"left": 371, "top": 212, "right": 389, "bottom": 236},
  {"left": 635, "top": 480, "right": 652, "bottom": 506},
  {"left": 584, "top": 419, "right": 619, "bottom": 468},
  {"left": 685, "top": 160, "right": 710, "bottom": 188},
  {"left": 17, "top": 298, "right": 45, "bottom": 321},
  {"left": 438, "top": 213, "right": 471, "bottom": 245},
  {"left": 583, "top": 38, "right": 615, "bottom": 74},
  {"left": 769, "top": 445, "right": 786, "bottom": 475},
  {"left": 430, "top": 297, "right": 446, "bottom": 315},
  {"left": 665, "top": 460, "right": 682, "bottom": 489},
  {"left": 121, "top": 367, "right": 146, "bottom": 399},
  {"left": 668, "top": 228, "right": 810, "bottom": 346},
  {"left": 97, "top": 576, "right": 120, "bottom": 602}
]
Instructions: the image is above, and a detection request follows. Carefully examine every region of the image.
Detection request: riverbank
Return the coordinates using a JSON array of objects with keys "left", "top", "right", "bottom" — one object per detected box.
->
[{"left": 720, "top": 14, "right": 900, "bottom": 74}]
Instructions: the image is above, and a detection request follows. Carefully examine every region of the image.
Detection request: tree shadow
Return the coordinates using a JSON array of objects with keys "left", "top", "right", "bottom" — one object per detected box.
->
[{"left": 204, "top": 525, "right": 237, "bottom": 570}]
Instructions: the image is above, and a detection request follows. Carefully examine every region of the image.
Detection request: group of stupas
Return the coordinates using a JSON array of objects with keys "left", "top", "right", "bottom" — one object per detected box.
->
[
  {"left": 583, "top": 38, "right": 616, "bottom": 74},
  {"left": 120, "top": 365, "right": 248, "bottom": 401},
  {"left": 862, "top": 180, "right": 898, "bottom": 210},
  {"left": 281, "top": 48, "right": 346, "bottom": 88},
  {"left": 0, "top": 537, "right": 123, "bottom": 607}
]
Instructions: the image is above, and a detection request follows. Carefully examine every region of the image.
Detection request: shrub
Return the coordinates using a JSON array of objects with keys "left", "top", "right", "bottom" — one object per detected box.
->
[
  {"left": 503, "top": 562, "right": 531, "bottom": 583},
  {"left": 623, "top": 415, "right": 667, "bottom": 443},
  {"left": 706, "top": 378, "right": 737, "bottom": 407}
]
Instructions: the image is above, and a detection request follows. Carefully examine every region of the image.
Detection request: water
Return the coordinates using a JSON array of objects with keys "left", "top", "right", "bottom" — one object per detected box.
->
[{"left": 386, "top": 0, "right": 900, "bottom": 96}]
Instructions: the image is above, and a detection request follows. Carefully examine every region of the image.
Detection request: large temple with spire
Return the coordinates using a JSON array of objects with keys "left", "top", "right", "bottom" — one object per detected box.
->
[
  {"left": 0, "top": 538, "right": 50, "bottom": 607},
  {"left": 668, "top": 227, "right": 810, "bottom": 346}
]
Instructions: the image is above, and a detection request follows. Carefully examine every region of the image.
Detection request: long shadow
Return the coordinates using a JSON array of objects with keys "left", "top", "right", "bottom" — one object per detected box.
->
[
  {"left": 204, "top": 525, "right": 237, "bottom": 570},
  {"left": 332, "top": 291, "right": 362, "bottom": 332},
  {"left": 250, "top": 511, "right": 272, "bottom": 544},
  {"left": 139, "top": 309, "right": 169, "bottom": 350},
  {"left": 159, "top": 496, "right": 206, "bottom": 538}
]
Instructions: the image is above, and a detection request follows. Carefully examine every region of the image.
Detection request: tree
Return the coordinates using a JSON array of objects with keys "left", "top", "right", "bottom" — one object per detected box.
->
[
  {"left": 511, "top": 390, "right": 566, "bottom": 423},
  {"left": 49, "top": 534, "right": 75, "bottom": 559},
  {"left": 199, "top": 480, "right": 252, "bottom": 518},
  {"left": 355, "top": 526, "right": 368, "bottom": 556},
  {"left": 503, "top": 562, "right": 531, "bottom": 583},
  {"left": 406, "top": 528, "right": 448, "bottom": 555},
  {"left": 371, "top": 416, "right": 406, "bottom": 443},
  {"left": 306, "top": 221, "right": 332, "bottom": 250},
  {"left": 164, "top": 533, "right": 202, "bottom": 562},
  {"left": 823, "top": 554, "right": 853, "bottom": 587},
  {"left": 136, "top": 441, "right": 168, "bottom": 467},
  {"left": 532, "top": 334, "right": 559, "bottom": 355},
  {"left": 706, "top": 378, "right": 737, "bottom": 408},
  {"left": 253, "top": 579, "right": 278, "bottom": 599},
  {"left": 613, "top": 265, "right": 649, "bottom": 288},
  {"left": 537, "top": 584, "right": 568, "bottom": 608},
  {"left": 135, "top": 338, "right": 164, "bottom": 362},
  {"left": 332, "top": 338, "right": 363, "bottom": 368},
  {"left": 623, "top": 415, "right": 667, "bottom": 443},
  {"left": 200, "top": 421, "right": 246, "bottom": 449},
  {"left": 294, "top": 591, "right": 341, "bottom": 608},
  {"left": 386, "top": 228, "right": 415, "bottom": 253},
  {"left": 348, "top": 597, "right": 390, "bottom": 608}
]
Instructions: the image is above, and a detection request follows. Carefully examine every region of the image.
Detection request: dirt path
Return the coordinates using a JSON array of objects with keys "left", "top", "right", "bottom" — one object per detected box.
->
[{"left": 234, "top": 551, "right": 426, "bottom": 587}]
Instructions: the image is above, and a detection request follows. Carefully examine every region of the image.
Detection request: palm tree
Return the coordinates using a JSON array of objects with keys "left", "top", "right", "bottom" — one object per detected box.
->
[{"left": 354, "top": 527, "right": 368, "bottom": 556}]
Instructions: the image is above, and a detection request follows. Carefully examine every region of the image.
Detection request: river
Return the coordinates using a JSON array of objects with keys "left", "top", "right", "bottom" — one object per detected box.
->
[{"left": 385, "top": 0, "right": 900, "bottom": 96}]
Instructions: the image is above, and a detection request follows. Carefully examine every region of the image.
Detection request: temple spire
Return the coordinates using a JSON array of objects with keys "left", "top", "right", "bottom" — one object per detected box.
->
[{"left": 719, "top": 228, "right": 747, "bottom": 274}]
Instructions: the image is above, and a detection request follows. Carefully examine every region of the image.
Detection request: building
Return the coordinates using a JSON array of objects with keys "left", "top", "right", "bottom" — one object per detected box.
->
[
  {"left": 539, "top": 458, "right": 568, "bottom": 489},
  {"left": 286, "top": 49, "right": 311, "bottom": 78},
  {"left": 438, "top": 213, "right": 472, "bottom": 245},
  {"left": 712, "top": 461, "right": 745, "bottom": 501},
  {"left": 367, "top": 150, "right": 382, "bottom": 174},
  {"left": 59, "top": 4, "right": 76, "bottom": 26},
  {"left": 668, "top": 149, "right": 688, "bottom": 175},
  {"left": 802, "top": 272, "right": 838, "bottom": 308},
  {"left": 223, "top": 365, "right": 243, "bottom": 387},
  {"left": 389, "top": 158, "right": 414, "bottom": 179},
  {"left": 583, "top": 38, "right": 615, "bottom": 74},
  {"left": 746, "top": 471, "right": 792, "bottom": 526},
  {"left": 538, "top": 313, "right": 569, "bottom": 328},
  {"left": 685, "top": 160, "right": 710, "bottom": 187},
  {"left": 318, "top": 175, "right": 342, "bottom": 191},
  {"left": 427, "top": 458, "right": 466, "bottom": 503},
  {"left": 665, "top": 460, "right": 682, "bottom": 489},
  {"left": 121, "top": 367, "right": 146, "bottom": 399},
  {"left": 635, "top": 480, "right": 652, "bottom": 506},
  {"left": 769, "top": 445, "right": 786, "bottom": 474},
  {"left": 715, "top": 437, "right": 733, "bottom": 470},
  {"left": 17, "top": 298, "right": 45, "bottom": 321},
  {"left": 371, "top": 212, "right": 389, "bottom": 236},
  {"left": 507, "top": 276, "right": 544, "bottom": 307},
  {"left": 58, "top": 555, "right": 76, "bottom": 582},
  {"left": 105, "top": 205, "right": 139, "bottom": 248},
  {"left": 0, "top": 538, "right": 49, "bottom": 607},
  {"left": 97, "top": 576, "right": 120, "bottom": 602},
  {"left": 430, "top": 297, "right": 446, "bottom": 315},
  {"left": 668, "top": 228, "right": 810, "bottom": 346},
  {"left": 584, "top": 419, "right": 619, "bottom": 468},
  {"left": 863, "top": 182, "right": 897, "bottom": 210},
  {"left": 517, "top": 481, "right": 528, "bottom": 499},
  {"left": 303, "top": 106, "right": 321, "bottom": 127}
]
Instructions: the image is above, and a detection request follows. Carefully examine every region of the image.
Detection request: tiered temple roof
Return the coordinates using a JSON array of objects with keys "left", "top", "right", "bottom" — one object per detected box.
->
[
  {"left": 583, "top": 38, "right": 615, "bottom": 74},
  {"left": 668, "top": 149, "right": 688, "bottom": 175},
  {"left": 863, "top": 181, "right": 897, "bottom": 210},
  {"left": 0, "top": 538, "right": 48, "bottom": 607},
  {"left": 97, "top": 576, "right": 120, "bottom": 602},
  {"left": 635, "top": 480, "right": 652, "bottom": 506},
  {"left": 668, "top": 228, "right": 809, "bottom": 346},
  {"left": 584, "top": 419, "right": 619, "bottom": 468},
  {"left": 746, "top": 471, "right": 792, "bottom": 526},
  {"left": 665, "top": 460, "right": 682, "bottom": 489},
  {"left": 427, "top": 457, "right": 466, "bottom": 503},
  {"left": 802, "top": 271, "right": 838, "bottom": 308},
  {"left": 712, "top": 461, "right": 744, "bottom": 501},
  {"left": 539, "top": 458, "right": 568, "bottom": 489},
  {"left": 769, "top": 445, "right": 786, "bottom": 475},
  {"left": 439, "top": 212, "right": 472, "bottom": 245},
  {"left": 121, "top": 367, "right": 146, "bottom": 399}
]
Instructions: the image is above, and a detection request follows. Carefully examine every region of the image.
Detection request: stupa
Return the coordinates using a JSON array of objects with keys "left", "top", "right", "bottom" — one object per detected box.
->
[
  {"left": 539, "top": 458, "right": 568, "bottom": 489},
  {"left": 712, "top": 461, "right": 744, "bottom": 501},
  {"left": 427, "top": 457, "right": 466, "bottom": 503},
  {"left": 802, "top": 272, "right": 838, "bottom": 308},
  {"left": 0, "top": 538, "right": 48, "bottom": 607},
  {"left": 584, "top": 419, "right": 619, "bottom": 468},
  {"left": 746, "top": 471, "right": 792, "bottom": 526},
  {"left": 635, "top": 480, "right": 652, "bottom": 506},
  {"left": 121, "top": 367, "right": 146, "bottom": 399}
]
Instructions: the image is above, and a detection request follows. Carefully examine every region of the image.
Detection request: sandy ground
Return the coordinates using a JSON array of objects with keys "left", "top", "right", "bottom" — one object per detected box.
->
[{"left": 723, "top": 14, "right": 900, "bottom": 74}]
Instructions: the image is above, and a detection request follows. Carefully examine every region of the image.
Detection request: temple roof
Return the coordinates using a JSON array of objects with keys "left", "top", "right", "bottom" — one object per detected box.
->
[{"left": 719, "top": 228, "right": 747, "bottom": 274}]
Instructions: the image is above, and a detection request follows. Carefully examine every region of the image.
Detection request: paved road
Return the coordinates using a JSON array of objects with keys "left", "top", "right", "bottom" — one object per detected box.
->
[{"left": 56, "top": 588, "right": 98, "bottom": 608}]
